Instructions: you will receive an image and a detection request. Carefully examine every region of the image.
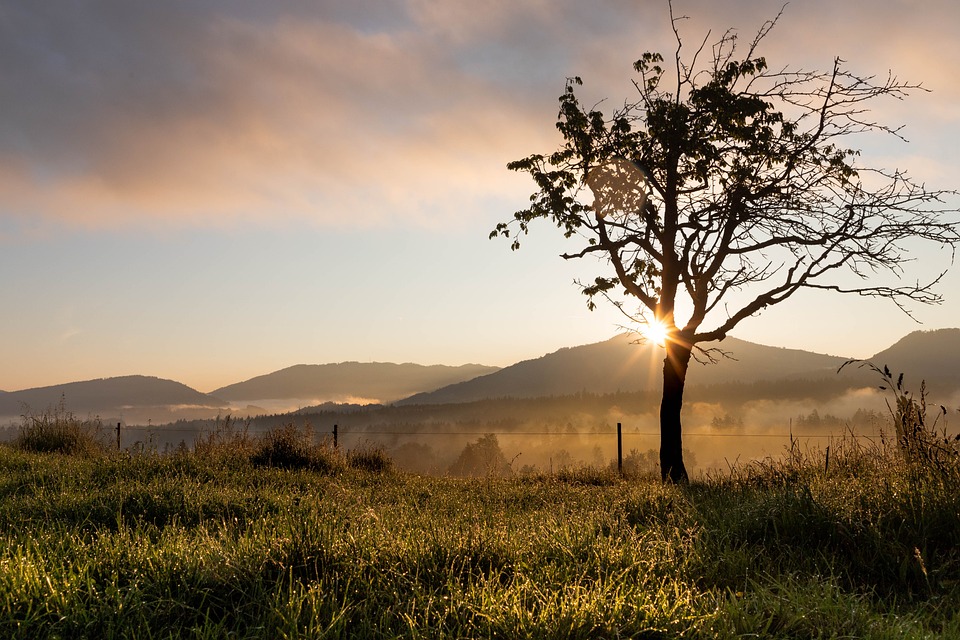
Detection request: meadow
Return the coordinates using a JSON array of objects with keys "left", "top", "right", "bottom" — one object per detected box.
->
[{"left": 1, "top": 398, "right": 959, "bottom": 639}]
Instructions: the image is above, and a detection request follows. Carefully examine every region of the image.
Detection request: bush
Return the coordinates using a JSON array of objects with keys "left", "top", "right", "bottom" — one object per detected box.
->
[
  {"left": 615, "top": 447, "right": 698, "bottom": 479},
  {"left": 448, "top": 434, "right": 512, "bottom": 476},
  {"left": 194, "top": 414, "right": 256, "bottom": 462},
  {"left": 348, "top": 445, "right": 393, "bottom": 473},
  {"left": 390, "top": 442, "right": 440, "bottom": 474},
  {"left": 14, "top": 403, "right": 105, "bottom": 456},
  {"left": 702, "top": 429, "right": 960, "bottom": 598},
  {"left": 314, "top": 444, "right": 348, "bottom": 473},
  {"left": 842, "top": 361, "right": 960, "bottom": 481},
  {"left": 250, "top": 422, "right": 345, "bottom": 474},
  {"left": 252, "top": 423, "right": 314, "bottom": 469}
]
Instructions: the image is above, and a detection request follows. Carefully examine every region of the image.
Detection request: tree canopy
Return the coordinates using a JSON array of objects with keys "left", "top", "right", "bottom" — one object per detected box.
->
[{"left": 494, "top": 6, "right": 960, "bottom": 482}]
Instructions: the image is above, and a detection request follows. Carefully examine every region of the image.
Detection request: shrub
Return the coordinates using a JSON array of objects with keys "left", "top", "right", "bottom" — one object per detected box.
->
[
  {"left": 250, "top": 422, "right": 344, "bottom": 474},
  {"left": 14, "top": 403, "right": 105, "bottom": 456},
  {"left": 390, "top": 442, "right": 440, "bottom": 474},
  {"left": 251, "top": 422, "right": 314, "bottom": 469},
  {"left": 348, "top": 445, "right": 392, "bottom": 473},
  {"left": 551, "top": 465, "right": 620, "bottom": 485},
  {"left": 615, "top": 447, "right": 698, "bottom": 479},
  {"left": 619, "top": 448, "right": 660, "bottom": 478},
  {"left": 194, "top": 414, "right": 256, "bottom": 462},
  {"left": 448, "top": 434, "right": 512, "bottom": 476},
  {"left": 310, "top": 443, "right": 346, "bottom": 474},
  {"left": 842, "top": 361, "right": 960, "bottom": 480}
]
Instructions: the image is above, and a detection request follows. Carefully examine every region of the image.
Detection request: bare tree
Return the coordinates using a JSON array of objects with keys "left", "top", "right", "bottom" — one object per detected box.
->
[{"left": 493, "top": 6, "right": 960, "bottom": 482}]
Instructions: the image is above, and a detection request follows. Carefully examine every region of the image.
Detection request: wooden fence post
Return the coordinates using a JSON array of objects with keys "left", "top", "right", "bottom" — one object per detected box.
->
[{"left": 617, "top": 422, "right": 623, "bottom": 475}]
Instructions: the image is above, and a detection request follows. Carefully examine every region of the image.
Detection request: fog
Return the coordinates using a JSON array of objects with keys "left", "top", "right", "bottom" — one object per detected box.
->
[
  {"left": 5, "top": 381, "right": 956, "bottom": 479},
  {"left": 324, "top": 385, "right": 906, "bottom": 477}
]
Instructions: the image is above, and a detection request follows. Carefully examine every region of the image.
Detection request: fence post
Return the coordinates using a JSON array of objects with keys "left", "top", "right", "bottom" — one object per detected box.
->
[
  {"left": 116, "top": 422, "right": 121, "bottom": 451},
  {"left": 617, "top": 422, "right": 623, "bottom": 475},
  {"left": 333, "top": 424, "right": 338, "bottom": 449}
]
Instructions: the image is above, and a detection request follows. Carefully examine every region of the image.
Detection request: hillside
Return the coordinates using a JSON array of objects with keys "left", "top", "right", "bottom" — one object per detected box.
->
[
  {"left": 3, "top": 329, "right": 957, "bottom": 427},
  {"left": 397, "top": 334, "right": 848, "bottom": 405},
  {"left": 0, "top": 376, "right": 223, "bottom": 419},
  {"left": 211, "top": 362, "right": 500, "bottom": 405},
  {"left": 865, "top": 328, "right": 960, "bottom": 390}
]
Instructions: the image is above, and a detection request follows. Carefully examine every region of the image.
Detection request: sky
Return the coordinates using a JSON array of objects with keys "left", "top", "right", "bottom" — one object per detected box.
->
[{"left": 2, "top": 0, "right": 959, "bottom": 393}]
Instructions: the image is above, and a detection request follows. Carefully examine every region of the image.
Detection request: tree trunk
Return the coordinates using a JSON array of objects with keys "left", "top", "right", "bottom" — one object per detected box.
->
[{"left": 660, "top": 338, "right": 692, "bottom": 483}]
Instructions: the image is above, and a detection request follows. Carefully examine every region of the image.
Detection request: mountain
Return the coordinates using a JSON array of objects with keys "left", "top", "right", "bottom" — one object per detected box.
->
[
  {"left": 211, "top": 362, "right": 500, "bottom": 405},
  {"left": 0, "top": 363, "right": 500, "bottom": 427},
  {"left": 396, "top": 334, "right": 849, "bottom": 405},
  {"left": 0, "top": 375, "right": 223, "bottom": 421},
  {"left": 4, "top": 329, "right": 956, "bottom": 427},
  {"left": 864, "top": 328, "right": 960, "bottom": 390}
]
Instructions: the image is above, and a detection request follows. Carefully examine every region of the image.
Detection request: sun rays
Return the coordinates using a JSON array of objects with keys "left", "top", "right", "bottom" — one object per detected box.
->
[{"left": 640, "top": 318, "right": 670, "bottom": 348}]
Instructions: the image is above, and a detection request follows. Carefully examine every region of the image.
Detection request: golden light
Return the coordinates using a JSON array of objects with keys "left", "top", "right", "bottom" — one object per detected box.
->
[{"left": 641, "top": 319, "right": 670, "bottom": 347}]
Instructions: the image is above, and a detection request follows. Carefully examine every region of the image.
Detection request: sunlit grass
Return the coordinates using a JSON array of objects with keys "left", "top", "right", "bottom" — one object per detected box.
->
[
  {"left": 0, "top": 428, "right": 957, "bottom": 638},
  {"left": 14, "top": 402, "right": 106, "bottom": 457}
]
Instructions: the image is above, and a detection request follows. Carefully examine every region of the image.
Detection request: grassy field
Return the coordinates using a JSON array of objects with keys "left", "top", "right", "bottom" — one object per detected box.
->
[{"left": 1, "top": 406, "right": 959, "bottom": 638}]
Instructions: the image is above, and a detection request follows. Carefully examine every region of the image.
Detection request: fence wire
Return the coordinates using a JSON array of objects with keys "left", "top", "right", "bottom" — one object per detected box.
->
[{"left": 121, "top": 424, "right": 887, "bottom": 440}]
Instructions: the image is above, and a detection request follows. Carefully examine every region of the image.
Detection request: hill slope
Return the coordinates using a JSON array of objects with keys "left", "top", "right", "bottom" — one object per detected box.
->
[
  {"left": 5, "top": 329, "right": 957, "bottom": 425},
  {"left": 211, "top": 362, "right": 500, "bottom": 405},
  {"left": 865, "top": 328, "right": 960, "bottom": 390},
  {"left": 397, "top": 334, "right": 848, "bottom": 405},
  {"left": 0, "top": 376, "right": 223, "bottom": 418}
]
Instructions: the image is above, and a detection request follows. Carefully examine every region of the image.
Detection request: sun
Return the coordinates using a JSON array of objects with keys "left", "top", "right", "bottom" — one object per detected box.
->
[{"left": 641, "top": 319, "right": 670, "bottom": 347}]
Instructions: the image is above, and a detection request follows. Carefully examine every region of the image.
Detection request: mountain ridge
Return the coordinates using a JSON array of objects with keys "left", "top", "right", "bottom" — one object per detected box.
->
[
  {"left": 2, "top": 328, "right": 957, "bottom": 425},
  {"left": 852, "top": 328, "right": 960, "bottom": 391},
  {"left": 0, "top": 375, "right": 223, "bottom": 420},
  {"left": 211, "top": 362, "right": 500, "bottom": 405},
  {"left": 395, "top": 333, "right": 851, "bottom": 405}
]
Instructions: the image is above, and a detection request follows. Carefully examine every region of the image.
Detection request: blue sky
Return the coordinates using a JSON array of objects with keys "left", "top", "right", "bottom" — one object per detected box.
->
[{"left": 2, "top": 0, "right": 959, "bottom": 392}]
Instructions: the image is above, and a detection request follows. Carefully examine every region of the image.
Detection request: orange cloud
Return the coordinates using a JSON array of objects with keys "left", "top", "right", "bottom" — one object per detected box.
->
[{"left": 1, "top": 1, "right": 955, "bottom": 232}]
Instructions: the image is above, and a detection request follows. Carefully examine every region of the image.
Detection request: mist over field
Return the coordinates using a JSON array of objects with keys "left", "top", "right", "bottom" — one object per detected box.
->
[
  {"left": 100, "top": 378, "right": 913, "bottom": 479},
  {"left": 3, "top": 329, "right": 958, "bottom": 478},
  {"left": 372, "top": 385, "right": 897, "bottom": 475}
]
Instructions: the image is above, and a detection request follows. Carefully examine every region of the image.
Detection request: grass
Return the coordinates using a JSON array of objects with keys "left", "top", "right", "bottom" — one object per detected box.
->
[
  {"left": 0, "top": 406, "right": 958, "bottom": 637},
  {"left": 13, "top": 402, "right": 106, "bottom": 457}
]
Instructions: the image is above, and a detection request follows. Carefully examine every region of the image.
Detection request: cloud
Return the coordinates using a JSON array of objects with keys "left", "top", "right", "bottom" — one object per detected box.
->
[
  {"left": 1, "top": 0, "right": 956, "bottom": 231},
  {"left": 0, "top": 2, "right": 568, "bottom": 230}
]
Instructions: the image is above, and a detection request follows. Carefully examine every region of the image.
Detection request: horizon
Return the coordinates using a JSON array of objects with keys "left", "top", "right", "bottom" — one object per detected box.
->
[
  {"left": 3, "top": 1, "right": 959, "bottom": 393},
  {"left": 3, "top": 326, "right": 956, "bottom": 395}
]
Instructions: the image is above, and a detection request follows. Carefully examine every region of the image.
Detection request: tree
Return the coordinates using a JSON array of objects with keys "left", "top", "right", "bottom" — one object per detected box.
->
[
  {"left": 448, "top": 434, "right": 512, "bottom": 476},
  {"left": 493, "top": 6, "right": 960, "bottom": 482}
]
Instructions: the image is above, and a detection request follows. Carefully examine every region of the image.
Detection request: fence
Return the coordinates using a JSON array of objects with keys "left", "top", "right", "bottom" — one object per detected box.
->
[{"left": 114, "top": 418, "right": 901, "bottom": 474}]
